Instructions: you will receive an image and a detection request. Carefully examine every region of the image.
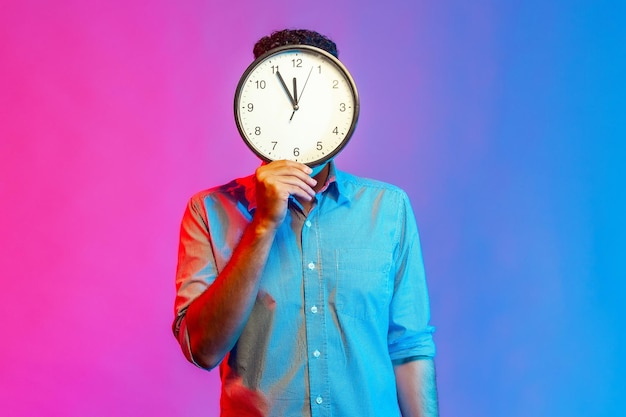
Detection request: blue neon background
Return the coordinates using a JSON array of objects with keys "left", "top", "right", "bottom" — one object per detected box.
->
[{"left": 0, "top": 0, "right": 624, "bottom": 415}]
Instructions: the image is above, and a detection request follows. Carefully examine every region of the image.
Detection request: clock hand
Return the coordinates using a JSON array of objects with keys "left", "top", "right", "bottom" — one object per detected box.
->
[
  {"left": 290, "top": 77, "right": 299, "bottom": 121},
  {"left": 290, "top": 68, "right": 312, "bottom": 121},
  {"left": 296, "top": 66, "right": 314, "bottom": 105},
  {"left": 276, "top": 70, "right": 298, "bottom": 109},
  {"left": 289, "top": 77, "right": 299, "bottom": 121}
]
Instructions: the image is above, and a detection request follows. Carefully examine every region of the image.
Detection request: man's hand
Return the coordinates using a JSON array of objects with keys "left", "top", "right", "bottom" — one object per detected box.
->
[{"left": 254, "top": 160, "right": 317, "bottom": 229}]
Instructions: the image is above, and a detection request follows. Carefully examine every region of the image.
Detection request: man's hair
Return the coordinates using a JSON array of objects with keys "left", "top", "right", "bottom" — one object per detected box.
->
[{"left": 253, "top": 29, "right": 338, "bottom": 59}]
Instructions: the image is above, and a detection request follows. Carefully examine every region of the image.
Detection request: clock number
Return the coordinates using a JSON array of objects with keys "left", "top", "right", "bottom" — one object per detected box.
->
[
  {"left": 271, "top": 141, "right": 277, "bottom": 150},
  {"left": 316, "top": 141, "right": 323, "bottom": 151},
  {"left": 292, "top": 58, "right": 302, "bottom": 68},
  {"left": 246, "top": 103, "right": 254, "bottom": 112},
  {"left": 332, "top": 80, "right": 339, "bottom": 89},
  {"left": 293, "top": 147, "right": 300, "bottom": 157},
  {"left": 332, "top": 127, "right": 339, "bottom": 135},
  {"left": 271, "top": 65, "right": 279, "bottom": 74},
  {"left": 255, "top": 126, "right": 261, "bottom": 135},
  {"left": 255, "top": 80, "right": 266, "bottom": 89},
  {"left": 339, "top": 103, "right": 346, "bottom": 112},
  {"left": 317, "top": 65, "right": 322, "bottom": 74}
]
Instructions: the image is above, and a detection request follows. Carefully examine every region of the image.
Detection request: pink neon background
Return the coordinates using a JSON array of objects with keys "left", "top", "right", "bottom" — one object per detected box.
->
[{"left": 1, "top": 1, "right": 625, "bottom": 416}]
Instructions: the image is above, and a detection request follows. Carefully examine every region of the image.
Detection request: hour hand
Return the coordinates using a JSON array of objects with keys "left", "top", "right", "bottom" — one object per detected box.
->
[{"left": 276, "top": 70, "right": 298, "bottom": 109}]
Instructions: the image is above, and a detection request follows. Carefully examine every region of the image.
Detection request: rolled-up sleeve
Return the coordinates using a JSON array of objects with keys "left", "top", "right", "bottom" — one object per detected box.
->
[
  {"left": 172, "top": 196, "right": 218, "bottom": 366},
  {"left": 387, "top": 192, "right": 436, "bottom": 361}
]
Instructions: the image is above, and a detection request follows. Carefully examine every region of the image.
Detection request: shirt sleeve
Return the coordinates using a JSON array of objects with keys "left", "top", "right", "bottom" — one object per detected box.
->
[
  {"left": 172, "top": 196, "right": 218, "bottom": 367},
  {"left": 387, "top": 191, "right": 436, "bottom": 361}
]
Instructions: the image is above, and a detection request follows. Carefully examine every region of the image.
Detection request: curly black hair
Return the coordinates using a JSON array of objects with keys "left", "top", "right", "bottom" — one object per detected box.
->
[{"left": 253, "top": 29, "right": 338, "bottom": 59}]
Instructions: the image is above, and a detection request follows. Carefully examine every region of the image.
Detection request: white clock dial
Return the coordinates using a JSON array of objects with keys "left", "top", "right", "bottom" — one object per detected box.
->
[{"left": 234, "top": 45, "right": 359, "bottom": 166}]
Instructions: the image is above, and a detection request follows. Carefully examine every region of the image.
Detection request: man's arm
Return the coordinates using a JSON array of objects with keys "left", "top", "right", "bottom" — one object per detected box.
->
[
  {"left": 184, "top": 161, "right": 317, "bottom": 369},
  {"left": 394, "top": 358, "right": 439, "bottom": 417}
]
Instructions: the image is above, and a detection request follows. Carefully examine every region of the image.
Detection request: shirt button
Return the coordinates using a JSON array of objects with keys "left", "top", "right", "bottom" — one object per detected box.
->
[
  {"left": 316, "top": 396, "right": 323, "bottom": 404},
  {"left": 310, "top": 305, "right": 318, "bottom": 314},
  {"left": 305, "top": 220, "right": 312, "bottom": 228},
  {"left": 308, "top": 262, "right": 315, "bottom": 270},
  {"left": 313, "top": 350, "right": 321, "bottom": 358}
]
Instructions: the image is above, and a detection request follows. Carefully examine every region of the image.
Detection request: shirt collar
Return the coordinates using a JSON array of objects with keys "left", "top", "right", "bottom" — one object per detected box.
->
[{"left": 323, "top": 161, "right": 350, "bottom": 207}]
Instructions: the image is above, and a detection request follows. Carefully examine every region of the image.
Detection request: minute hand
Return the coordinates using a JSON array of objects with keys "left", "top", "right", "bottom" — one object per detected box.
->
[{"left": 276, "top": 70, "right": 298, "bottom": 109}]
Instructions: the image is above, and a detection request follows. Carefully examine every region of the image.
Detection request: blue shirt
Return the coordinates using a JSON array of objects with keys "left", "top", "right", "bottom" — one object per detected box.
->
[{"left": 173, "top": 164, "right": 435, "bottom": 417}]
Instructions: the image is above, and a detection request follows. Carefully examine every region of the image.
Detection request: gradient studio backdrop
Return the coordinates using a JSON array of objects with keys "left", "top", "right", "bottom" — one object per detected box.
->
[{"left": 1, "top": 0, "right": 625, "bottom": 416}]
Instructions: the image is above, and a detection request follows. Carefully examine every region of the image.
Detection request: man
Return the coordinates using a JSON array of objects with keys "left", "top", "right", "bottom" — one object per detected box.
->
[{"left": 173, "top": 29, "right": 438, "bottom": 417}]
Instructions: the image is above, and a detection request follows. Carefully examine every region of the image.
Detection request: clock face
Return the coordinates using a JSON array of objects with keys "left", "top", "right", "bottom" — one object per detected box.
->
[{"left": 234, "top": 45, "right": 359, "bottom": 166}]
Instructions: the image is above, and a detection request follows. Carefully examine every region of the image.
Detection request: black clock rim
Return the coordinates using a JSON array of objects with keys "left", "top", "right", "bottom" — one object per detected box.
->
[{"left": 233, "top": 44, "right": 360, "bottom": 168}]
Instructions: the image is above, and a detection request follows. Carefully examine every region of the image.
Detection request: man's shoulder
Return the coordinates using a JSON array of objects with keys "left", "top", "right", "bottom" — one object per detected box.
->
[
  {"left": 188, "top": 174, "right": 255, "bottom": 205},
  {"left": 336, "top": 169, "right": 409, "bottom": 199}
]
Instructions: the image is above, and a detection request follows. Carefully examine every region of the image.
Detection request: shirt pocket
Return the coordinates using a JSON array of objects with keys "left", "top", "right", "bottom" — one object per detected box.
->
[{"left": 335, "top": 248, "right": 392, "bottom": 321}]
